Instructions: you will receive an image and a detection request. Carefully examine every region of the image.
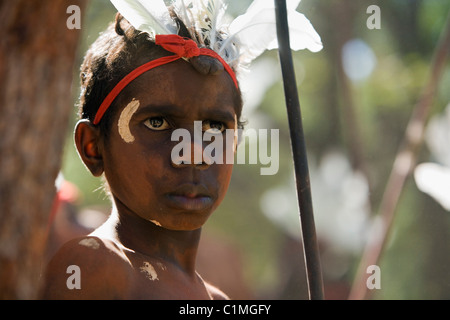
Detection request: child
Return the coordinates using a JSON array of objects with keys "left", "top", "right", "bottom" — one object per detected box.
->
[{"left": 41, "top": 0, "right": 321, "bottom": 299}]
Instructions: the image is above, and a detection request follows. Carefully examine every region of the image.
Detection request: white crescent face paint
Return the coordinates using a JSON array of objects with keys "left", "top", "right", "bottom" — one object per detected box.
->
[{"left": 118, "top": 99, "right": 140, "bottom": 143}]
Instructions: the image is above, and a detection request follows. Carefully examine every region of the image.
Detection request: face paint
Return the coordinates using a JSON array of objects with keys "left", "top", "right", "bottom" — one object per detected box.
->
[
  {"left": 156, "top": 262, "right": 167, "bottom": 271},
  {"left": 118, "top": 99, "right": 140, "bottom": 143},
  {"left": 140, "top": 262, "right": 159, "bottom": 281},
  {"left": 150, "top": 220, "right": 162, "bottom": 227},
  {"left": 78, "top": 238, "right": 100, "bottom": 250}
]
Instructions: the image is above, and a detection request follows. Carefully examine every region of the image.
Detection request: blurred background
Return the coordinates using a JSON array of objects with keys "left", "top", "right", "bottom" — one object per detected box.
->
[
  {"left": 6, "top": 0, "right": 449, "bottom": 300},
  {"left": 56, "top": 0, "right": 450, "bottom": 300}
]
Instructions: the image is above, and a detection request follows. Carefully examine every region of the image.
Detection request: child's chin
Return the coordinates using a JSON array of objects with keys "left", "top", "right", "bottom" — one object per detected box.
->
[{"left": 149, "top": 212, "right": 213, "bottom": 231}]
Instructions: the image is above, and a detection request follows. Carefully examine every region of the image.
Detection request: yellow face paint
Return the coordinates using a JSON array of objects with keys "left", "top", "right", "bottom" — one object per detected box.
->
[{"left": 118, "top": 99, "right": 140, "bottom": 143}]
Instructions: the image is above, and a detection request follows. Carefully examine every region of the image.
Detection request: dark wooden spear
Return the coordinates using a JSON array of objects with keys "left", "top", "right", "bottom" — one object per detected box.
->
[{"left": 274, "top": 0, "right": 324, "bottom": 300}]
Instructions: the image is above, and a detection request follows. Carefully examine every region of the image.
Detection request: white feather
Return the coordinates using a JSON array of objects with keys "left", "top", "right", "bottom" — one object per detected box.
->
[
  {"left": 173, "top": 0, "right": 196, "bottom": 38},
  {"left": 173, "top": 0, "right": 227, "bottom": 49},
  {"left": 110, "top": 0, "right": 177, "bottom": 37},
  {"left": 221, "top": 0, "right": 322, "bottom": 66},
  {"left": 203, "top": 0, "right": 227, "bottom": 51},
  {"left": 109, "top": 0, "right": 322, "bottom": 75},
  {"left": 287, "top": 0, "right": 302, "bottom": 10},
  {"left": 268, "top": 10, "right": 323, "bottom": 52},
  {"left": 226, "top": 6, "right": 277, "bottom": 65}
]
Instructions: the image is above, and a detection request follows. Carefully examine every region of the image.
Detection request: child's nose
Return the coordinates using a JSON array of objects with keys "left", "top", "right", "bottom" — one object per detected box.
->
[{"left": 171, "top": 138, "right": 211, "bottom": 169}]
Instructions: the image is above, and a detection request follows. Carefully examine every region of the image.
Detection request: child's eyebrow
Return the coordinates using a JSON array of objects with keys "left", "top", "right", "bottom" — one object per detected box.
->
[
  {"left": 202, "top": 109, "right": 236, "bottom": 123},
  {"left": 134, "top": 104, "right": 236, "bottom": 123},
  {"left": 134, "top": 104, "right": 182, "bottom": 117}
]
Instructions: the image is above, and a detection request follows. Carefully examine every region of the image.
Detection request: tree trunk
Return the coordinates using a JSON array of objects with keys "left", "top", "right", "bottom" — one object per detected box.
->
[{"left": 0, "top": 0, "right": 87, "bottom": 299}]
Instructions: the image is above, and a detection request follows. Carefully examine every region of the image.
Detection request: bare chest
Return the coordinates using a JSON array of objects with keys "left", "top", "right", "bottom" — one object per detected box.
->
[{"left": 123, "top": 256, "right": 213, "bottom": 300}]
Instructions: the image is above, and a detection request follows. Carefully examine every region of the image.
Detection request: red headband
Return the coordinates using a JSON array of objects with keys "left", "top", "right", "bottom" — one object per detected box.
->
[{"left": 93, "top": 34, "right": 238, "bottom": 125}]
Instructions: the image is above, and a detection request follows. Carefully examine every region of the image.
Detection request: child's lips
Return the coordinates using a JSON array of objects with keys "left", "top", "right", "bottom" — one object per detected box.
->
[{"left": 165, "top": 184, "right": 214, "bottom": 211}]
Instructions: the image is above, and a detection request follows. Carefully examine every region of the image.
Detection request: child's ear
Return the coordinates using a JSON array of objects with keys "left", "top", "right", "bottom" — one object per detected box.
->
[{"left": 74, "top": 120, "right": 104, "bottom": 177}]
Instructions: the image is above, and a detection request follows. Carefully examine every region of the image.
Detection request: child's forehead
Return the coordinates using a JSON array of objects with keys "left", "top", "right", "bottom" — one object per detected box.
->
[{"left": 117, "top": 59, "right": 239, "bottom": 110}]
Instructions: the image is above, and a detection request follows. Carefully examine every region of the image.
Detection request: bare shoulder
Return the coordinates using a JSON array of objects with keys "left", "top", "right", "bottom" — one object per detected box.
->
[
  {"left": 40, "top": 236, "right": 133, "bottom": 299},
  {"left": 205, "top": 282, "right": 230, "bottom": 300}
]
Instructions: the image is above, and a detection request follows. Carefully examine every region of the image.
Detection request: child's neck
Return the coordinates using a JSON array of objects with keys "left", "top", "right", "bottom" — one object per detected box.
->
[{"left": 97, "top": 201, "right": 202, "bottom": 276}]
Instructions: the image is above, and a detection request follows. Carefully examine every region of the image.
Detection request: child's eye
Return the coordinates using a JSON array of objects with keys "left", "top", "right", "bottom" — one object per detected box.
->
[
  {"left": 143, "top": 117, "right": 170, "bottom": 131},
  {"left": 203, "top": 120, "right": 226, "bottom": 134}
]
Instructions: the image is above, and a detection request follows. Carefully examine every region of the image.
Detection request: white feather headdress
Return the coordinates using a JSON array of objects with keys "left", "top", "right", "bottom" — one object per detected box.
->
[{"left": 110, "top": 0, "right": 322, "bottom": 74}]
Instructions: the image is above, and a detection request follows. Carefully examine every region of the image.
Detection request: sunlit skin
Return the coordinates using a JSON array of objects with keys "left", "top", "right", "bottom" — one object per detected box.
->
[{"left": 41, "top": 59, "right": 239, "bottom": 299}]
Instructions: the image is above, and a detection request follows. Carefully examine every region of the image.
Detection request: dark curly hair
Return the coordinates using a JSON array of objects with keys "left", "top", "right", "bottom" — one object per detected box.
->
[{"left": 78, "top": 13, "right": 244, "bottom": 139}]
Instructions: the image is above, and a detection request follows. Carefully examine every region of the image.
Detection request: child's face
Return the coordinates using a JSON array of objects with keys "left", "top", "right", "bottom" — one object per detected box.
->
[{"left": 102, "top": 60, "right": 239, "bottom": 231}]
